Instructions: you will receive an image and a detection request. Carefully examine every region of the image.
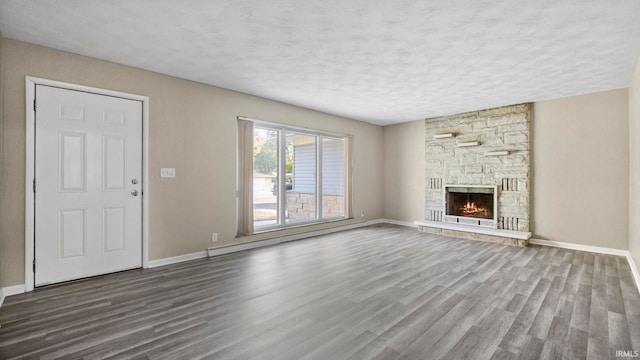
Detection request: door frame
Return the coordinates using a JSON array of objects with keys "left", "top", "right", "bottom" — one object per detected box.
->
[{"left": 24, "top": 76, "right": 150, "bottom": 292}]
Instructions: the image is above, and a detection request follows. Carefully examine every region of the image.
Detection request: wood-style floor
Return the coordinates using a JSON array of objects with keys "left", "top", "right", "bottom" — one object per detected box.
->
[{"left": 1, "top": 224, "right": 639, "bottom": 359}]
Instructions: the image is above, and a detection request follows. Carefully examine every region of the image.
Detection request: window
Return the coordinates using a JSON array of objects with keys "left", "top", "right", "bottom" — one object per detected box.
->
[{"left": 237, "top": 118, "right": 350, "bottom": 234}]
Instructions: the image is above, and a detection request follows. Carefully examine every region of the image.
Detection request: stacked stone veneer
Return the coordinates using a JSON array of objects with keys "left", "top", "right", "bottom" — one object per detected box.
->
[
  {"left": 425, "top": 103, "right": 530, "bottom": 232},
  {"left": 287, "top": 192, "right": 345, "bottom": 220}
]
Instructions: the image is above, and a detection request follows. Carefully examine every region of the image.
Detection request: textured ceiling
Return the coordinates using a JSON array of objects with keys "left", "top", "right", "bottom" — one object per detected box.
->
[{"left": 1, "top": 0, "right": 640, "bottom": 125}]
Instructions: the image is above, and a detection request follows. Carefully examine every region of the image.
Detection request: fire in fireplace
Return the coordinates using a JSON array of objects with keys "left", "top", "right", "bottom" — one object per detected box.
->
[{"left": 444, "top": 185, "right": 497, "bottom": 227}]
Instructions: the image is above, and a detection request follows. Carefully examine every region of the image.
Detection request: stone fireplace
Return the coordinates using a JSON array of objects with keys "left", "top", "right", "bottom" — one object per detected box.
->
[{"left": 416, "top": 103, "right": 532, "bottom": 246}]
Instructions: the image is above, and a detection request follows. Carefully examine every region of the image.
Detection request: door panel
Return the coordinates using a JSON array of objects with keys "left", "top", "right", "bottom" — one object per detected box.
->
[
  {"left": 59, "top": 209, "right": 86, "bottom": 258},
  {"left": 103, "top": 207, "right": 126, "bottom": 252},
  {"left": 103, "top": 135, "right": 126, "bottom": 191},
  {"left": 60, "top": 131, "right": 87, "bottom": 192},
  {"left": 35, "top": 85, "right": 143, "bottom": 286}
]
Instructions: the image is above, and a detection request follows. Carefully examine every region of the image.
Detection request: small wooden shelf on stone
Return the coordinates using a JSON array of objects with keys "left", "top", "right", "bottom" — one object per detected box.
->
[
  {"left": 434, "top": 133, "right": 455, "bottom": 139},
  {"left": 456, "top": 141, "right": 480, "bottom": 147}
]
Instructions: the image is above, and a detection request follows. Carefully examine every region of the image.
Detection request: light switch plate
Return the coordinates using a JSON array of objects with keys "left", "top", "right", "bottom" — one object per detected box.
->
[{"left": 160, "top": 168, "right": 176, "bottom": 178}]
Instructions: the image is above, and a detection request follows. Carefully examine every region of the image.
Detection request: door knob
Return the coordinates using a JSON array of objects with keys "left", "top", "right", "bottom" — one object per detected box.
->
[
  {"left": 131, "top": 178, "right": 138, "bottom": 184},
  {"left": 131, "top": 190, "right": 139, "bottom": 196}
]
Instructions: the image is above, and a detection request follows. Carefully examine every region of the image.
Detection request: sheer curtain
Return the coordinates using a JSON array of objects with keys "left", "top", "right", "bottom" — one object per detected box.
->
[
  {"left": 237, "top": 119, "right": 254, "bottom": 236},
  {"left": 345, "top": 136, "right": 353, "bottom": 219}
]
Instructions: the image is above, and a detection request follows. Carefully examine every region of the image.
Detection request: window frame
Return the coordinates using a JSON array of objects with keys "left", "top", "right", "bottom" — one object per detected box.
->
[{"left": 239, "top": 116, "right": 351, "bottom": 234}]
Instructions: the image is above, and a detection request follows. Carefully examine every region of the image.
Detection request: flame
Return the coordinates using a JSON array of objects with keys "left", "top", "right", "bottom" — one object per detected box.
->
[
  {"left": 461, "top": 201, "right": 487, "bottom": 216},
  {"left": 450, "top": 195, "right": 491, "bottom": 219}
]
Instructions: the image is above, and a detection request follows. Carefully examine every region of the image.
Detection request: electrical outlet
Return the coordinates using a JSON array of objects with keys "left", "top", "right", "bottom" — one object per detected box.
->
[
  {"left": 211, "top": 233, "right": 218, "bottom": 242},
  {"left": 160, "top": 168, "right": 176, "bottom": 178}
]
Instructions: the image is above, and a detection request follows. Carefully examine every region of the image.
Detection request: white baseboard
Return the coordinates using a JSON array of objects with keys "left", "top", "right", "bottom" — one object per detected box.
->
[
  {"left": 150, "top": 219, "right": 389, "bottom": 267},
  {"left": 375, "top": 218, "right": 417, "bottom": 228},
  {"left": 529, "top": 238, "right": 629, "bottom": 256},
  {"left": 147, "top": 250, "right": 208, "bottom": 268},
  {"left": 208, "top": 220, "right": 382, "bottom": 257},
  {"left": 529, "top": 238, "right": 640, "bottom": 294},
  {"left": 0, "top": 284, "right": 27, "bottom": 308},
  {"left": 627, "top": 254, "right": 640, "bottom": 295},
  {"left": 3, "top": 284, "right": 26, "bottom": 296}
]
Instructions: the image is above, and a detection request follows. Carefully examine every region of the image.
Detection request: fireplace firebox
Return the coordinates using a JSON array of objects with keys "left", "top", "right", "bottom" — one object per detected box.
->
[{"left": 444, "top": 185, "right": 497, "bottom": 228}]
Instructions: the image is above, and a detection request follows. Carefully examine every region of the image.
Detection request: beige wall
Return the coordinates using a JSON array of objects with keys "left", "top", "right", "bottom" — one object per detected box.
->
[
  {"left": 630, "top": 57, "right": 640, "bottom": 270},
  {"left": 0, "top": 32, "right": 4, "bottom": 289},
  {"left": 382, "top": 120, "right": 425, "bottom": 222},
  {"left": 0, "top": 39, "right": 384, "bottom": 287},
  {"left": 532, "top": 89, "right": 629, "bottom": 249}
]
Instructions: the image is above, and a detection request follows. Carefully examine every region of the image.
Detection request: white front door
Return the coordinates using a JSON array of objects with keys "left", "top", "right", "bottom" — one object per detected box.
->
[{"left": 34, "top": 85, "right": 143, "bottom": 286}]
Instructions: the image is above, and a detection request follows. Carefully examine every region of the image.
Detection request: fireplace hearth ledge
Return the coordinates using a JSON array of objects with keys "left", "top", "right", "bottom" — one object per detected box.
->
[{"left": 414, "top": 220, "right": 531, "bottom": 247}]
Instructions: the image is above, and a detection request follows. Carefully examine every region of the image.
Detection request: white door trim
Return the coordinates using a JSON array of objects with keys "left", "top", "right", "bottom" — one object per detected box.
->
[{"left": 25, "top": 76, "right": 150, "bottom": 292}]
